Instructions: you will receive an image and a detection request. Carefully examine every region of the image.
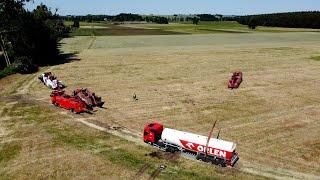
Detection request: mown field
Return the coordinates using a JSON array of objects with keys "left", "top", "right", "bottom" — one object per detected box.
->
[{"left": 1, "top": 25, "right": 320, "bottom": 179}]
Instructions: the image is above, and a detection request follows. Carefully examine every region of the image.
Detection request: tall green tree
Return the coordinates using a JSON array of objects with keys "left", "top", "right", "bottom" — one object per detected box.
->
[
  {"left": 193, "top": 17, "right": 199, "bottom": 25},
  {"left": 0, "top": 0, "right": 69, "bottom": 74}
]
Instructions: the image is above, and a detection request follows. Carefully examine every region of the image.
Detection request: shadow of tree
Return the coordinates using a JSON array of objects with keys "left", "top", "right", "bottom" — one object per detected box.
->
[{"left": 55, "top": 52, "right": 81, "bottom": 65}]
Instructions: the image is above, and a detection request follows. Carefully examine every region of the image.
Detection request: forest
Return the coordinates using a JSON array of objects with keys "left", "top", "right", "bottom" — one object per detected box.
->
[
  {"left": 237, "top": 11, "right": 320, "bottom": 29},
  {"left": 0, "top": 0, "right": 69, "bottom": 78}
]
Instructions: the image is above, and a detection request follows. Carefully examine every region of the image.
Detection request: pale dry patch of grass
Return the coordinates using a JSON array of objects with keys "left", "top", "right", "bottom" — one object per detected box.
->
[{"left": 80, "top": 25, "right": 109, "bottom": 29}]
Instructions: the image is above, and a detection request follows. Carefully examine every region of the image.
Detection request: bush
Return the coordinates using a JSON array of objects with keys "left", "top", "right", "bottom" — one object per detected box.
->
[
  {"left": 0, "top": 66, "right": 17, "bottom": 79},
  {"left": 248, "top": 17, "right": 257, "bottom": 29},
  {"left": 72, "top": 19, "right": 80, "bottom": 28},
  {"left": 146, "top": 16, "right": 169, "bottom": 24},
  {"left": 12, "top": 56, "right": 38, "bottom": 74}
]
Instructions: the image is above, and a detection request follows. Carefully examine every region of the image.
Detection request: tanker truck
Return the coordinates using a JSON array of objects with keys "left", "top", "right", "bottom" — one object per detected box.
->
[{"left": 143, "top": 123, "right": 239, "bottom": 167}]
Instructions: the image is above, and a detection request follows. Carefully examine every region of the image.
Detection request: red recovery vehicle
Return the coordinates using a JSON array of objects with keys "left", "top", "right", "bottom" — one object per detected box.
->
[
  {"left": 72, "top": 88, "right": 104, "bottom": 110},
  {"left": 228, "top": 71, "right": 243, "bottom": 89},
  {"left": 144, "top": 122, "right": 239, "bottom": 167},
  {"left": 50, "top": 90, "right": 88, "bottom": 114}
]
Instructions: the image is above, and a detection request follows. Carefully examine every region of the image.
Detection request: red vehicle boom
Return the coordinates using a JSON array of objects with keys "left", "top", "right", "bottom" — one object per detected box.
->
[{"left": 72, "top": 88, "right": 104, "bottom": 109}]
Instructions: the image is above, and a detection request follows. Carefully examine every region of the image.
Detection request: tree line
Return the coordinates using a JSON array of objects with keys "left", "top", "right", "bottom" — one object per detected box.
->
[
  {"left": 0, "top": 0, "right": 69, "bottom": 78},
  {"left": 237, "top": 11, "right": 320, "bottom": 29},
  {"left": 61, "top": 13, "right": 169, "bottom": 24},
  {"left": 60, "top": 13, "right": 236, "bottom": 24}
]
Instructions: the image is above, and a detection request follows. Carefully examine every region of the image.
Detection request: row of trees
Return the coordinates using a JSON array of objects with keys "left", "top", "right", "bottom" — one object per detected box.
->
[
  {"left": 196, "top": 14, "right": 219, "bottom": 21},
  {"left": 61, "top": 13, "right": 169, "bottom": 23},
  {"left": 61, "top": 14, "right": 112, "bottom": 22},
  {"left": 113, "top": 13, "right": 143, "bottom": 22},
  {"left": 61, "top": 13, "right": 236, "bottom": 24},
  {"left": 0, "top": 0, "right": 69, "bottom": 75},
  {"left": 237, "top": 11, "right": 320, "bottom": 29},
  {"left": 145, "top": 16, "right": 169, "bottom": 24}
]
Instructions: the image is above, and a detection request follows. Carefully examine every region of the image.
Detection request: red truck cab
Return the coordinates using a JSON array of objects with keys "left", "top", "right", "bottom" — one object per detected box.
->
[{"left": 143, "top": 123, "right": 163, "bottom": 143}]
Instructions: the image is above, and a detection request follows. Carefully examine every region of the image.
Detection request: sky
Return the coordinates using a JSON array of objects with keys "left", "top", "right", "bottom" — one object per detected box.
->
[{"left": 25, "top": 0, "right": 320, "bottom": 16}]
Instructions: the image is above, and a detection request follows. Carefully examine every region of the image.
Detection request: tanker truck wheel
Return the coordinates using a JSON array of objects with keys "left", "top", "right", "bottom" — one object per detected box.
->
[
  {"left": 217, "top": 161, "right": 226, "bottom": 167},
  {"left": 166, "top": 146, "right": 176, "bottom": 153},
  {"left": 70, "top": 109, "right": 76, "bottom": 114}
]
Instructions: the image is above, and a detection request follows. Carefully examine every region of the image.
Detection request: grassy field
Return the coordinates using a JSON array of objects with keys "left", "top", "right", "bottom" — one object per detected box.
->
[
  {"left": 0, "top": 77, "right": 261, "bottom": 179},
  {"left": 1, "top": 27, "right": 320, "bottom": 179},
  {"left": 67, "top": 21, "right": 185, "bottom": 36},
  {"left": 66, "top": 21, "right": 320, "bottom": 36},
  {"left": 127, "top": 21, "right": 320, "bottom": 34}
]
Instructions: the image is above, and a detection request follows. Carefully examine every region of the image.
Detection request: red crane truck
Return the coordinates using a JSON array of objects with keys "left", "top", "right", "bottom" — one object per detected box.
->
[{"left": 50, "top": 90, "right": 88, "bottom": 114}]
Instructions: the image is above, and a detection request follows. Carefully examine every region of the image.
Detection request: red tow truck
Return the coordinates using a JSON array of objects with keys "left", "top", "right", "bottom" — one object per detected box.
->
[{"left": 50, "top": 90, "right": 88, "bottom": 114}]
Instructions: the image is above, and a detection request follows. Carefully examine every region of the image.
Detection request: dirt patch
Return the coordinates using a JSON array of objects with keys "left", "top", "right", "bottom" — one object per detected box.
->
[{"left": 146, "top": 151, "right": 181, "bottom": 163}]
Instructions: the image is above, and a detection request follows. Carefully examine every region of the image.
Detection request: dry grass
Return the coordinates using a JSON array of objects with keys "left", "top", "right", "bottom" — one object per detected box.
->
[
  {"left": 0, "top": 96, "right": 260, "bottom": 179},
  {"left": 2, "top": 32, "right": 320, "bottom": 179},
  {"left": 50, "top": 32, "right": 320, "bottom": 176}
]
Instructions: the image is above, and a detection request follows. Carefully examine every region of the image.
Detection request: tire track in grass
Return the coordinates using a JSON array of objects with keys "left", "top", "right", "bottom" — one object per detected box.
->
[
  {"left": 15, "top": 66, "right": 54, "bottom": 95},
  {"left": 88, "top": 36, "right": 96, "bottom": 49},
  {"left": 241, "top": 161, "right": 320, "bottom": 180}
]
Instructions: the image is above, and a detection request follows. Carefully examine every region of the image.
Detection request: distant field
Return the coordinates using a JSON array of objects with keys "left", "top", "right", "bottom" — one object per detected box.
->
[
  {"left": 65, "top": 21, "right": 320, "bottom": 36},
  {"left": 127, "top": 21, "right": 320, "bottom": 34},
  {"left": 66, "top": 21, "right": 185, "bottom": 36}
]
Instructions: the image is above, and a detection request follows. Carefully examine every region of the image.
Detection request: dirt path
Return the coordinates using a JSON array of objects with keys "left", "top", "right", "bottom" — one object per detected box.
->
[
  {"left": 74, "top": 118, "right": 143, "bottom": 146},
  {"left": 87, "top": 36, "right": 96, "bottom": 49},
  {"left": 241, "top": 161, "right": 320, "bottom": 180},
  {"left": 15, "top": 66, "right": 54, "bottom": 95}
]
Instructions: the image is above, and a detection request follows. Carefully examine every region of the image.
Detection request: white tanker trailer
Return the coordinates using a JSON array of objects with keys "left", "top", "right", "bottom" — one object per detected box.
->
[{"left": 143, "top": 122, "right": 239, "bottom": 167}]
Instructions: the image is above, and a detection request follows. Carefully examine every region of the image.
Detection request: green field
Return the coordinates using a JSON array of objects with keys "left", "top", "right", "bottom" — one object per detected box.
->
[
  {"left": 1, "top": 23, "right": 320, "bottom": 179},
  {"left": 66, "top": 21, "right": 320, "bottom": 36},
  {"left": 128, "top": 21, "right": 320, "bottom": 34}
]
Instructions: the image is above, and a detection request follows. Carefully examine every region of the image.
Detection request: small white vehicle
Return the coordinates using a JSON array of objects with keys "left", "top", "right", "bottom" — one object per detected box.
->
[{"left": 38, "top": 72, "right": 66, "bottom": 90}]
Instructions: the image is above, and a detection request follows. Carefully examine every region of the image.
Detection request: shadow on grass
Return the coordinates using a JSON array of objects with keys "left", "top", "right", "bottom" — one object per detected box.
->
[
  {"left": 0, "top": 51, "right": 81, "bottom": 79},
  {"left": 55, "top": 52, "right": 81, "bottom": 65}
]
